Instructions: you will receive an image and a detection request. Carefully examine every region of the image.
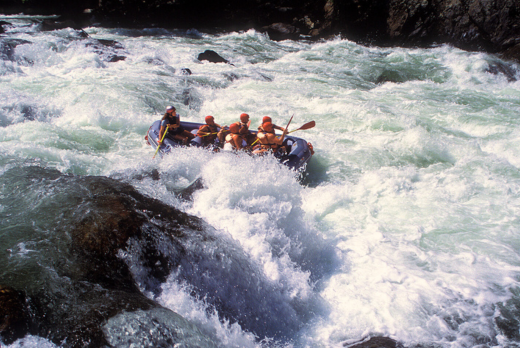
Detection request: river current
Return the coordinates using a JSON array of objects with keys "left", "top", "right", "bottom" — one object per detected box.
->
[{"left": 1, "top": 15, "right": 520, "bottom": 348}]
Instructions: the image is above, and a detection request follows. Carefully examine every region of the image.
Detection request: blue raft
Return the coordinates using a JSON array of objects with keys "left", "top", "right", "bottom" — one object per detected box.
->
[{"left": 146, "top": 120, "right": 313, "bottom": 171}]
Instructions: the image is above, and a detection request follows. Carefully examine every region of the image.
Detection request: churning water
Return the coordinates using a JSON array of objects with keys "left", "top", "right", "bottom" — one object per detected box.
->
[{"left": 2, "top": 14, "right": 520, "bottom": 348}]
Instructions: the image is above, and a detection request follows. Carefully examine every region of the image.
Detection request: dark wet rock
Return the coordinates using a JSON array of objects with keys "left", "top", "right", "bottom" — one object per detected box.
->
[
  {"left": 0, "top": 38, "right": 32, "bottom": 62},
  {"left": 178, "top": 177, "right": 205, "bottom": 201},
  {"left": 495, "top": 288, "right": 520, "bottom": 341},
  {"left": 103, "top": 308, "right": 218, "bottom": 348},
  {"left": 20, "top": 105, "right": 36, "bottom": 120},
  {"left": 223, "top": 72, "right": 239, "bottom": 82},
  {"left": 499, "top": 43, "right": 520, "bottom": 65},
  {"left": 28, "top": 286, "right": 159, "bottom": 348},
  {"left": 96, "top": 39, "right": 124, "bottom": 49},
  {"left": 0, "top": 285, "right": 30, "bottom": 344},
  {"left": 197, "top": 50, "right": 229, "bottom": 64},
  {"left": 7, "top": 0, "right": 520, "bottom": 58},
  {"left": 180, "top": 67, "right": 192, "bottom": 75},
  {"left": 384, "top": 0, "right": 520, "bottom": 54},
  {"left": 261, "top": 22, "right": 301, "bottom": 41},
  {"left": 486, "top": 61, "right": 517, "bottom": 82},
  {"left": 344, "top": 336, "right": 402, "bottom": 348},
  {"left": 181, "top": 87, "right": 203, "bottom": 111},
  {"left": 0, "top": 167, "right": 197, "bottom": 347},
  {"left": 107, "top": 55, "right": 126, "bottom": 62},
  {"left": 143, "top": 57, "right": 168, "bottom": 67},
  {"left": 86, "top": 38, "right": 127, "bottom": 63},
  {"left": 376, "top": 69, "right": 407, "bottom": 84},
  {"left": 258, "top": 73, "right": 273, "bottom": 82}
]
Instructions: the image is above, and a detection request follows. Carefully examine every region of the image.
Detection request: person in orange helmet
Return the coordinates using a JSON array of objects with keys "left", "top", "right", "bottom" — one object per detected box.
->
[
  {"left": 237, "top": 113, "right": 257, "bottom": 146},
  {"left": 258, "top": 116, "right": 285, "bottom": 133},
  {"left": 252, "top": 121, "right": 288, "bottom": 155},
  {"left": 197, "top": 115, "right": 225, "bottom": 147},
  {"left": 224, "top": 122, "right": 247, "bottom": 151}
]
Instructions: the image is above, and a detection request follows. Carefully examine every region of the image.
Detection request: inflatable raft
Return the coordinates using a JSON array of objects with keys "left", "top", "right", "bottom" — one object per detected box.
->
[{"left": 146, "top": 120, "right": 313, "bottom": 171}]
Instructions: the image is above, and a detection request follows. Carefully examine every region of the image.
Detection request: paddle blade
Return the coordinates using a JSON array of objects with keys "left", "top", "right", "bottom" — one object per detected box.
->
[
  {"left": 289, "top": 121, "right": 315, "bottom": 133},
  {"left": 298, "top": 120, "right": 315, "bottom": 130}
]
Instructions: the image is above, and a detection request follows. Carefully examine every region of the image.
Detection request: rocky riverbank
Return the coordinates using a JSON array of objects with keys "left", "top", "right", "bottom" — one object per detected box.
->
[{"left": 2, "top": 0, "right": 519, "bottom": 63}]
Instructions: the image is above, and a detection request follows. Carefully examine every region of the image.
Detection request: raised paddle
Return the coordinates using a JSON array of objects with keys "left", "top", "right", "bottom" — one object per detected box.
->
[
  {"left": 288, "top": 120, "right": 315, "bottom": 133},
  {"left": 280, "top": 115, "right": 293, "bottom": 143},
  {"left": 153, "top": 128, "right": 168, "bottom": 159}
]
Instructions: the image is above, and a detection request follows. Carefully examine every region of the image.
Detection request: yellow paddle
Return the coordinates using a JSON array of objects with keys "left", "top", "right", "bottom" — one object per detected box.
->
[{"left": 153, "top": 128, "right": 168, "bottom": 159}]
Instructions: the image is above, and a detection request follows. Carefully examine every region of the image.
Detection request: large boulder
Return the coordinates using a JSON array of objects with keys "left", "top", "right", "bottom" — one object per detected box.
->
[
  {"left": 0, "top": 167, "right": 198, "bottom": 347},
  {"left": 261, "top": 22, "right": 300, "bottom": 41},
  {"left": 197, "top": 50, "right": 230, "bottom": 64},
  {"left": 385, "top": 0, "right": 520, "bottom": 55},
  {"left": 0, "top": 286, "right": 30, "bottom": 344}
]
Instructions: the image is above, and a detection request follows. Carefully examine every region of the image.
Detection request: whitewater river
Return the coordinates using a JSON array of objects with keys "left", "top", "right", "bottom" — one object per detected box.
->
[{"left": 2, "top": 15, "right": 520, "bottom": 348}]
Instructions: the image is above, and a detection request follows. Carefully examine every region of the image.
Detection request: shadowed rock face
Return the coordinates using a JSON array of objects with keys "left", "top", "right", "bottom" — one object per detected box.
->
[
  {"left": 385, "top": 0, "right": 520, "bottom": 53},
  {"left": 3, "top": 0, "right": 520, "bottom": 60},
  {"left": 0, "top": 167, "right": 197, "bottom": 347}
]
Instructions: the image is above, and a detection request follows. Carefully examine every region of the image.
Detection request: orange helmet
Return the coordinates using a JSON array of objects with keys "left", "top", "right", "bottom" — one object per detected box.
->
[
  {"left": 262, "top": 122, "right": 274, "bottom": 132},
  {"left": 240, "top": 113, "right": 249, "bottom": 123},
  {"left": 229, "top": 122, "right": 240, "bottom": 134},
  {"left": 262, "top": 116, "right": 272, "bottom": 124},
  {"left": 205, "top": 115, "right": 214, "bottom": 123}
]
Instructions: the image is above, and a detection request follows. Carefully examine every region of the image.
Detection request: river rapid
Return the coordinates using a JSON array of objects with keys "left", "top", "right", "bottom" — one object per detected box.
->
[{"left": 2, "top": 15, "right": 520, "bottom": 348}]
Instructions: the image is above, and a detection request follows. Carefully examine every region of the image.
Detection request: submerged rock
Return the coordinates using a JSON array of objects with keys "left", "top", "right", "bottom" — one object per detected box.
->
[
  {"left": 0, "top": 38, "right": 32, "bottom": 62},
  {"left": 486, "top": 61, "right": 518, "bottom": 82},
  {"left": 103, "top": 308, "right": 218, "bottom": 348},
  {"left": 86, "top": 38, "right": 127, "bottom": 62},
  {"left": 345, "top": 336, "right": 402, "bottom": 348},
  {"left": 180, "top": 67, "right": 192, "bottom": 75}
]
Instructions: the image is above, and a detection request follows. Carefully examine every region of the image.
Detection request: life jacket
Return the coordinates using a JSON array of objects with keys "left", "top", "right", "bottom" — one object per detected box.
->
[
  {"left": 161, "top": 114, "right": 181, "bottom": 135},
  {"left": 257, "top": 130, "right": 279, "bottom": 150},
  {"left": 197, "top": 124, "right": 218, "bottom": 144},
  {"left": 225, "top": 133, "right": 246, "bottom": 150},
  {"left": 198, "top": 124, "right": 218, "bottom": 135},
  {"left": 200, "top": 124, "right": 217, "bottom": 132}
]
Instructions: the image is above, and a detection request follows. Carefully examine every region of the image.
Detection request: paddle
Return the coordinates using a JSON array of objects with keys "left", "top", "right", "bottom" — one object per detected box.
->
[
  {"left": 280, "top": 115, "right": 293, "bottom": 143},
  {"left": 288, "top": 120, "right": 315, "bottom": 133},
  {"left": 200, "top": 125, "right": 228, "bottom": 137},
  {"left": 153, "top": 128, "right": 168, "bottom": 159}
]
